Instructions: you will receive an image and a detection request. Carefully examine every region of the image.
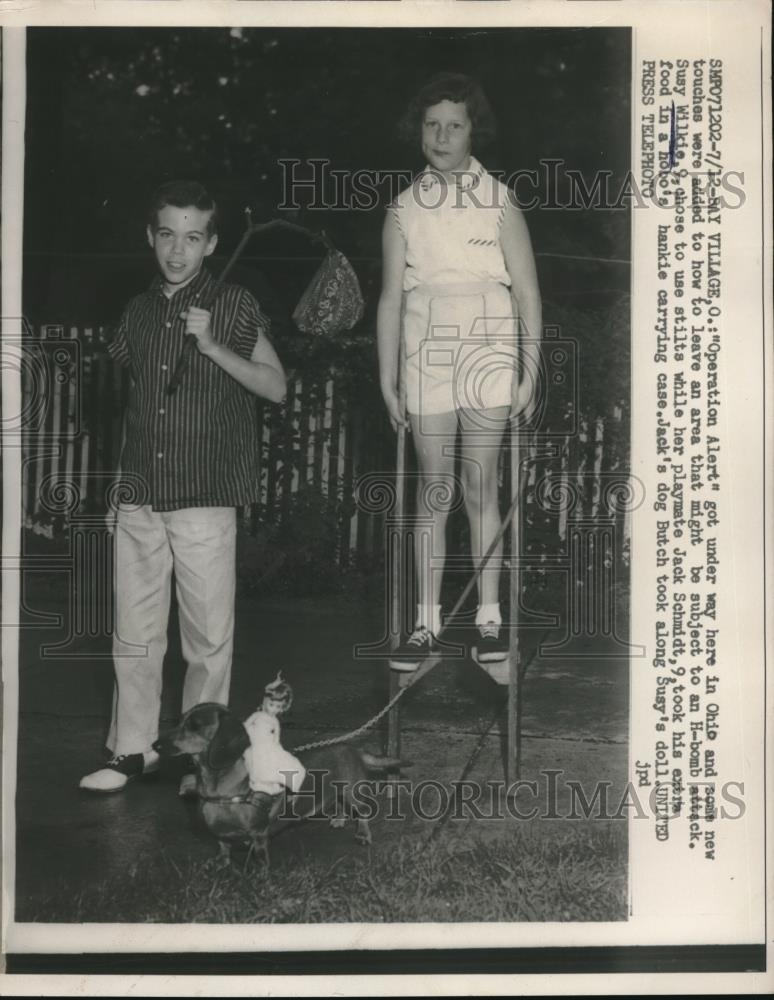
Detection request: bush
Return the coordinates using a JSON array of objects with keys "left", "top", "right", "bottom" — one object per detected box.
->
[{"left": 238, "top": 489, "right": 349, "bottom": 598}]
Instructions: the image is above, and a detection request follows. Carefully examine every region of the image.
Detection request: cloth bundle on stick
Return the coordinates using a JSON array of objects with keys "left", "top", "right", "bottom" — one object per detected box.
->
[
  {"left": 292, "top": 249, "right": 365, "bottom": 337},
  {"left": 167, "top": 212, "right": 363, "bottom": 393}
]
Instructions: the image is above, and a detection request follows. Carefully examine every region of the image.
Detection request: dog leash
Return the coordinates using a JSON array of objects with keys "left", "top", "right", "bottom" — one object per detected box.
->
[
  {"left": 292, "top": 455, "right": 532, "bottom": 755},
  {"left": 292, "top": 679, "right": 417, "bottom": 753}
]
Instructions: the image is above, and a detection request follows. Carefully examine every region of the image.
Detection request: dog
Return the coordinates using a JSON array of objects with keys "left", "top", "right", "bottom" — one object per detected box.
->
[{"left": 153, "top": 702, "right": 405, "bottom": 865}]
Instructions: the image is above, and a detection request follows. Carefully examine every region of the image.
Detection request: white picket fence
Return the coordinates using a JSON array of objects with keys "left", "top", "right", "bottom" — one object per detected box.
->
[{"left": 21, "top": 325, "right": 631, "bottom": 568}]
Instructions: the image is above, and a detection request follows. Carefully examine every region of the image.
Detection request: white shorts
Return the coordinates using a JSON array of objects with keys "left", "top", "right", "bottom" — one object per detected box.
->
[{"left": 402, "top": 281, "right": 518, "bottom": 416}]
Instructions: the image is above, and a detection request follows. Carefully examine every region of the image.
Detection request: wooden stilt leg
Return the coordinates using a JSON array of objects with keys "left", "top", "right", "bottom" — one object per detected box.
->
[
  {"left": 506, "top": 419, "right": 522, "bottom": 787},
  {"left": 474, "top": 420, "right": 524, "bottom": 782},
  {"left": 386, "top": 432, "right": 405, "bottom": 769},
  {"left": 386, "top": 315, "right": 408, "bottom": 785},
  {"left": 387, "top": 668, "right": 401, "bottom": 760},
  {"left": 498, "top": 690, "right": 510, "bottom": 784}
]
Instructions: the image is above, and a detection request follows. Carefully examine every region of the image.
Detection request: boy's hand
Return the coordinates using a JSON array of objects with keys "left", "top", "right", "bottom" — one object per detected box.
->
[{"left": 181, "top": 306, "right": 217, "bottom": 355}]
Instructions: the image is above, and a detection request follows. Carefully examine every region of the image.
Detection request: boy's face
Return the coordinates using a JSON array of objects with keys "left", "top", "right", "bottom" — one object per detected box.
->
[{"left": 147, "top": 204, "right": 218, "bottom": 291}]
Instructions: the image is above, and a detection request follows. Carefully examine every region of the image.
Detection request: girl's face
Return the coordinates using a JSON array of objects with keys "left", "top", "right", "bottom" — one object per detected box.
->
[
  {"left": 421, "top": 100, "right": 473, "bottom": 175},
  {"left": 263, "top": 696, "right": 283, "bottom": 717}
]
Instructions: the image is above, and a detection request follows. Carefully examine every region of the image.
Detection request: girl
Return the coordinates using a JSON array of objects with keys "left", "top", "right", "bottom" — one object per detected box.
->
[{"left": 377, "top": 73, "right": 541, "bottom": 671}]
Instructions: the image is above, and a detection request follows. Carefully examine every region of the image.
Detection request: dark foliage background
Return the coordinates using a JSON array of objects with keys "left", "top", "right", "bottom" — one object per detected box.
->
[
  {"left": 24, "top": 27, "right": 630, "bottom": 316},
  {"left": 23, "top": 27, "right": 631, "bottom": 595}
]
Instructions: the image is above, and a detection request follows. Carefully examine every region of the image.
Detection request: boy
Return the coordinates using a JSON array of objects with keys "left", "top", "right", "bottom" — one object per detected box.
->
[{"left": 80, "top": 180, "right": 286, "bottom": 794}]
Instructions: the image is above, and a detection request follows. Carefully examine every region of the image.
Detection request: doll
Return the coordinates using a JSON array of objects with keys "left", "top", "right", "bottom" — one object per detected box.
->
[{"left": 243, "top": 672, "right": 306, "bottom": 796}]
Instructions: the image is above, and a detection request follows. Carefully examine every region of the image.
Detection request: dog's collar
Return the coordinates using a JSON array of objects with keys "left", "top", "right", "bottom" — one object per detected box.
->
[
  {"left": 199, "top": 792, "right": 249, "bottom": 804},
  {"left": 199, "top": 790, "right": 280, "bottom": 807}
]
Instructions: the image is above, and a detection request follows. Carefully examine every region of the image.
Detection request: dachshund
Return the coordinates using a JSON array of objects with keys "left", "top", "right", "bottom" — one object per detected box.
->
[{"left": 153, "top": 702, "right": 405, "bottom": 866}]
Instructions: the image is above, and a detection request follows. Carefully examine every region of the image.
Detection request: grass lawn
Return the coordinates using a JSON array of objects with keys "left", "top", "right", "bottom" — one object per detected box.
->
[{"left": 26, "top": 822, "right": 627, "bottom": 924}]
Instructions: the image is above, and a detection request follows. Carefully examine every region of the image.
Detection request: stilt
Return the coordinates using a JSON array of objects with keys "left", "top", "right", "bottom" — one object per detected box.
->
[
  {"left": 387, "top": 669, "right": 401, "bottom": 761},
  {"left": 477, "top": 419, "right": 522, "bottom": 784},
  {"left": 386, "top": 306, "right": 528, "bottom": 787},
  {"left": 385, "top": 318, "right": 444, "bottom": 765},
  {"left": 506, "top": 418, "right": 522, "bottom": 785},
  {"left": 386, "top": 321, "right": 408, "bottom": 775}
]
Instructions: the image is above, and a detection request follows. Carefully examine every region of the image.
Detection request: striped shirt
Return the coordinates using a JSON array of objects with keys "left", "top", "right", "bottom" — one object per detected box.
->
[{"left": 108, "top": 267, "right": 269, "bottom": 511}]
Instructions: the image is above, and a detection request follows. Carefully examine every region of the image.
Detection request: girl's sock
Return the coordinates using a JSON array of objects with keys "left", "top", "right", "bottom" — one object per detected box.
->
[
  {"left": 475, "top": 603, "right": 502, "bottom": 626},
  {"left": 417, "top": 604, "right": 442, "bottom": 637}
]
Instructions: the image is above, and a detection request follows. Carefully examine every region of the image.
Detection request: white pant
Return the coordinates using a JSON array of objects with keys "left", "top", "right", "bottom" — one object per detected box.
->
[{"left": 107, "top": 504, "right": 237, "bottom": 755}]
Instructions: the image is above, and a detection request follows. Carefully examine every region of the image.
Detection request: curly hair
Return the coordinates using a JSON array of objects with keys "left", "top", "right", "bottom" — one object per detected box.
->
[{"left": 397, "top": 73, "right": 498, "bottom": 151}]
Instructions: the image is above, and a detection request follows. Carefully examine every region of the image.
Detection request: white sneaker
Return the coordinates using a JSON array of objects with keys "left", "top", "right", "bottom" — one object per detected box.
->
[{"left": 79, "top": 750, "right": 160, "bottom": 793}]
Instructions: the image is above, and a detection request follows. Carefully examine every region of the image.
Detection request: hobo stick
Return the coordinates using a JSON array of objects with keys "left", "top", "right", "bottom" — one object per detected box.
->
[{"left": 167, "top": 214, "right": 334, "bottom": 396}]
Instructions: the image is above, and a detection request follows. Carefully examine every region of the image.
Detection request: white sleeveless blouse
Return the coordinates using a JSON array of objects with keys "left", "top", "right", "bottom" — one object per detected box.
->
[{"left": 390, "top": 157, "right": 511, "bottom": 291}]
